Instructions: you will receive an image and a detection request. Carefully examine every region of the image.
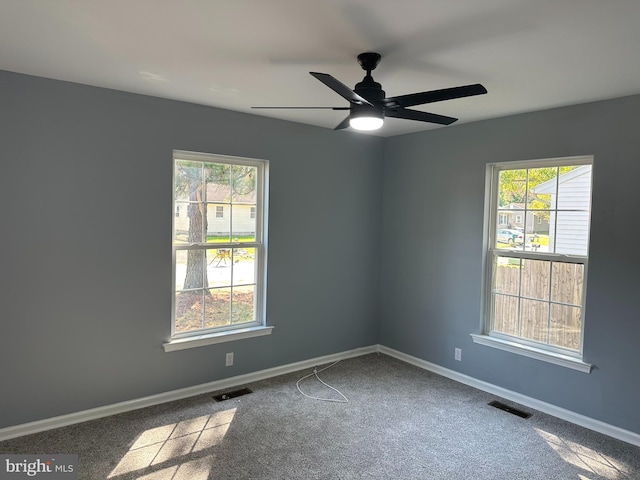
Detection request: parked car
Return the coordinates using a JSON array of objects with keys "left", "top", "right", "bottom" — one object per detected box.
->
[{"left": 496, "top": 229, "right": 524, "bottom": 245}]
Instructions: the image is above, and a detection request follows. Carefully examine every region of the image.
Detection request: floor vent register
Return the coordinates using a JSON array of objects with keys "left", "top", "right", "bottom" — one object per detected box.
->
[
  {"left": 488, "top": 400, "right": 532, "bottom": 419},
  {"left": 213, "top": 387, "right": 253, "bottom": 402}
]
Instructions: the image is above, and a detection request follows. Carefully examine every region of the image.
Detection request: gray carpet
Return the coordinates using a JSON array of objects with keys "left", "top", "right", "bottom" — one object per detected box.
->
[{"left": 1, "top": 353, "right": 639, "bottom": 479}]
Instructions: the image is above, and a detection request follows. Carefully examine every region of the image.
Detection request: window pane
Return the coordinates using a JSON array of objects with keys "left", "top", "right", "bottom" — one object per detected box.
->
[
  {"left": 520, "top": 299, "right": 549, "bottom": 343},
  {"left": 524, "top": 214, "right": 549, "bottom": 253},
  {"left": 551, "top": 262, "right": 584, "bottom": 305},
  {"left": 173, "top": 202, "right": 190, "bottom": 244},
  {"left": 175, "top": 290, "right": 204, "bottom": 333},
  {"left": 231, "top": 165, "right": 257, "bottom": 203},
  {"left": 205, "top": 163, "right": 230, "bottom": 200},
  {"left": 498, "top": 169, "right": 526, "bottom": 207},
  {"left": 556, "top": 166, "right": 591, "bottom": 210},
  {"left": 173, "top": 204, "right": 206, "bottom": 244},
  {"left": 547, "top": 211, "right": 557, "bottom": 254},
  {"left": 233, "top": 248, "right": 256, "bottom": 286},
  {"left": 495, "top": 228, "right": 525, "bottom": 250},
  {"left": 493, "top": 256, "right": 520, "bottom": 295},
  {"left": 527, "top": 167, "right": 557, "bottom": 210},
  {"left": 232, "top": 286, "right": 255, "bottom": 325},
  {"left": 206, "top": 204, "right": 230, "bottom": 243},
  {"left": 555, "top": 211, "right": 590, "bottom": 256},
  {"left": 231, "top": 204, "right": 256, "bottom": 242},
  {"left": 176, "top": 250, "right": 205, "bottom": 290},
  {"left": 175, "top": 250, "right": 187, "bottom": 290},
  {"left": 493, "top": 293, "right": 518, "bottom": 336},
  {"left": 206, "top": 249, "right": 232, "bottom": 286},
  {"left": 175, "top": 161, "right": 202, "bottom": 202},
  {"left": 205, "top": 288, "right": 231, "bottom": 328},
  {"left": 521, "top": 259, "right": 550, "bottom": 301},
  {"left": 550, "top": 304, "right": 581, "bottom": 350}
]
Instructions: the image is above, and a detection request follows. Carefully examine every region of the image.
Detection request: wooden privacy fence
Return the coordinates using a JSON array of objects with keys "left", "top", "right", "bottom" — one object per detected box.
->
[{"left": 493, "top": 259, "right": 584, "bottom": 350}]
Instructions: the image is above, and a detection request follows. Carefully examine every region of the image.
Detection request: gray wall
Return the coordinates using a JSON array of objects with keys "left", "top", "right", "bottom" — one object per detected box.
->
[
  {"left": 0, "top": 71, "right": 383, "bottom": 428},
  {"left": 380, "top": 95, "right": 640, "bottom": 434},
  {"left": 2, "top": 68, "right": 639, "bottom": 437}
]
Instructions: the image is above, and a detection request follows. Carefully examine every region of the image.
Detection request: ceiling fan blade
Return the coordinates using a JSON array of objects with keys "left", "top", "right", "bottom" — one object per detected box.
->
[
  {"left": 386, "top": 108, "right": 457, "bottom": 125},
  {"left": 251, "top": 106, "right": 350, "bottom": 110},
  {"left": 385, "top": 84, "right": 487, "bottom": 108},
  {"left": 334, "top": 116, "right": 351, "bottom": 130},
  {"left": 310, "top": 72, "right": 373, "bottom": 106}
]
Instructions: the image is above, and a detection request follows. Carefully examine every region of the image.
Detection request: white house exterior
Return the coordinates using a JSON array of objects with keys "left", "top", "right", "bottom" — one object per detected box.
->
[
  {"left": 497, "top": 203, "right": 549, "bottom": 233},
  {"left": 531, "top": 165, "right": 592, "bottom": 256},
  {"left": 175, "top": 182, "right": 257, "bottom": 238}
]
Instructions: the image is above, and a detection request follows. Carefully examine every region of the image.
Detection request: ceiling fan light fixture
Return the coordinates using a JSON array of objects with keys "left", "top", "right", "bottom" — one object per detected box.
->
[
  {"left": 349, "top": 115, "right": 384, "bottom": 131},
  {"left": 349, "top": 104, "right": 384, "bottom": 131}
]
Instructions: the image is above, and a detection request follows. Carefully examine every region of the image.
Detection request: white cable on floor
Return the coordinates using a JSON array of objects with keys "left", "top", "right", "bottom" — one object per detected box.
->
[{"left": 296, "top": 360, "right": 349, "bottom": 403}]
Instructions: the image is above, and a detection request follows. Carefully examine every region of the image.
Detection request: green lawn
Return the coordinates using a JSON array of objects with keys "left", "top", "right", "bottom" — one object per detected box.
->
[{"left": 206, "top": 235, "right": 255, "bottom": 243}]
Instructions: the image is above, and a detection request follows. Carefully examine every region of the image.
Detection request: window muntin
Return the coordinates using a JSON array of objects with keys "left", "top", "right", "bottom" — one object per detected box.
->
[
  {"left": 486, "top": 157, "right": 592, "bottom": 356},
  {"left": 172, "top": 151, "right": 267, "bottom": 339}
]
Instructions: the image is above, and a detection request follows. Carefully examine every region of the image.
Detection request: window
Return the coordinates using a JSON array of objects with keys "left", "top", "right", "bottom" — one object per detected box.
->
[
  {"left": 166, "top": 151, "right": 270, "bottom": 351},
  {"left": 474, "top": 156, "right": 593, "bottom": 371},
  {"left": 250, "top": 206, "right": 256, "bottom": 219}
]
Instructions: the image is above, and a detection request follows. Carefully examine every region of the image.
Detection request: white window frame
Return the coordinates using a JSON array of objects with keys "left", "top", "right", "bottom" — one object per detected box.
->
[
  {"left": 164, "top": 151, "right": 272, "bottom": 352},
  {"left": 472, "top": 155, "right": 593, "bottom": 372}
]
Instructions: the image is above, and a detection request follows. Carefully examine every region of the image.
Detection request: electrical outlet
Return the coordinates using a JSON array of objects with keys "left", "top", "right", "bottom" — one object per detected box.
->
[
  {"left": 225, "top": 352, "right": 234, "bottom": 366},
  {"left": 454, "top": 348, "right": 462, "bottom": 361}
]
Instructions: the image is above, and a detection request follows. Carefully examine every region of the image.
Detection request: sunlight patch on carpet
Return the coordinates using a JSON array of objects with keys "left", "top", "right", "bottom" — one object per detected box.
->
[
  {"left": 108, "top": 408, "right": 236, "bottom": 478},
  {"left": 535, "top": 428, "right": 631, "bottom": 479}
]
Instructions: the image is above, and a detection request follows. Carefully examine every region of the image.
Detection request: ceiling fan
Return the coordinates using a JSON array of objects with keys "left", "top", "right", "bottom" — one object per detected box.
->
[{"left": 252, "top": 52, "right": 487, "bottom": 131}]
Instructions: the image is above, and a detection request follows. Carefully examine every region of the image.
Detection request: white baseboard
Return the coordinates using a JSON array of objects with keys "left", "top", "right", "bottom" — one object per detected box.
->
[
  {"left": 0, "top": 345, "right": 376, "bottom": 442},
  {"left": 2, "top": 343, "right": 638, "bottom": 448},
  {"left": 377, "top": 345, "right": 640, "bottom": 447}
]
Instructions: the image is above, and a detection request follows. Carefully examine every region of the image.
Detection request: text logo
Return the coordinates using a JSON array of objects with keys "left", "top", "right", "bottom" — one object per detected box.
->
[{"left": 0, "top": 455, "right": 77, "bottom": 479}]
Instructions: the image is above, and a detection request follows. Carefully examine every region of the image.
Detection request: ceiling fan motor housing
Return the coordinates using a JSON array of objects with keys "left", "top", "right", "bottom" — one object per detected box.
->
[
  {"left": 355, "top": 75, "right": 385, "bottom": 102},
  {"left": 353, "top": 74, "right": 385, "bottom": 119}
]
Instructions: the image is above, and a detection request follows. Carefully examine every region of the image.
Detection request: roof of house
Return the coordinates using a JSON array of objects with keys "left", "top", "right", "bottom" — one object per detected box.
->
[
  {"left": 531, "top": 164, "right": 592, "bottom": 194},
  {"left": 205, "top": 183, "right": 256, "bottom": 204}
]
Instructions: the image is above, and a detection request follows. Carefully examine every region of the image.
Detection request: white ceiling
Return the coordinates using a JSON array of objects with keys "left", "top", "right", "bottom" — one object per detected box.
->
[{"left": 2, "top": 0, "right": 640, "bottom": 137}]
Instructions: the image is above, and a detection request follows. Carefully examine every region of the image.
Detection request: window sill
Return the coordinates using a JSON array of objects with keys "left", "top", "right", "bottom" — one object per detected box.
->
[
  {"left": 470, "top": 334, "right": 592, "bottom": 373},
  {"left": 164, "top": 326, "right": 274, "bottom": 352}
]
